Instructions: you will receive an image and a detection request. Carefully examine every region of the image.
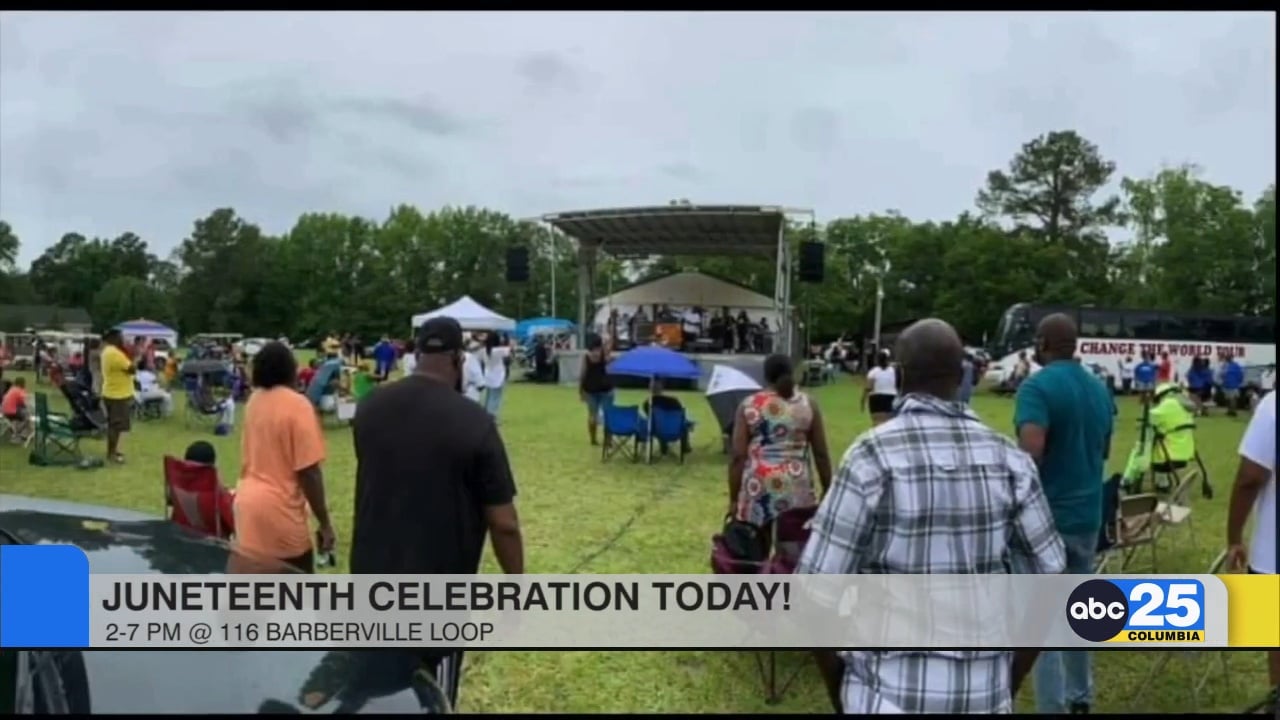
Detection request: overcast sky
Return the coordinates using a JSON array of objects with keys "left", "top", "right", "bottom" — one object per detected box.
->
[{"left": 0, "top": 11, "right": 1275, "bottom": 267}]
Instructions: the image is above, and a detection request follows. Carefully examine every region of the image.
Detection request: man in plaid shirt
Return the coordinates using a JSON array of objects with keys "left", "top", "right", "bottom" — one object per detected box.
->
[{"left": 797, "top": 319, "right": 1066, "bottom": 714}]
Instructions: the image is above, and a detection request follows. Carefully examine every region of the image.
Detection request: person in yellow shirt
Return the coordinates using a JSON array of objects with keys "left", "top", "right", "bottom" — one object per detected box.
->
[{"left": 100, "top": 329, "right": 136, "bottom": 464}]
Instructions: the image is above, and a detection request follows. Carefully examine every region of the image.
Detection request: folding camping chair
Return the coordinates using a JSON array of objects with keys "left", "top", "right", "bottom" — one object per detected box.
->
[
  {"left": 1129, "top": 549, "right": 1232, "bottom": 712},
  {"left": 647, "top": 406, "right": 692, "bottom": 464},
  {"left": 802, "top": 360, "right": 826, "bottom": 387},
  {"left": 28, "top": 392, "right": 84, "bottom": 466},
  {"left": 183, "top": 376, "right": 226, "bottom": 428},
  {"left": 1095, "top": 488, "right": 1165, "bottom": 573},
  {"left": 0, "top": 413, "right": 32, "bottom": 447},
  {"left": 163, "top": 455, "right": 235, "bottom": 540},
  {"left": 601, "top": 404, "right": 647, "bottom": 462},
  {"left": 711, "top": 506, "right": 817, "bottom": 705}
]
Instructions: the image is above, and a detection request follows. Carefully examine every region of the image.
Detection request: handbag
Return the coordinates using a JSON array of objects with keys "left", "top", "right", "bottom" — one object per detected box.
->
[{"left": 711, "top": 514, "right": 768, "bottom": 574}]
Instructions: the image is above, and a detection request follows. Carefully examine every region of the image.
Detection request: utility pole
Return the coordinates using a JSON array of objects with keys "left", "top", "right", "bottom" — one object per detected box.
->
[{"left": 548, "top": 229, "right": 557, "bottom": 318}]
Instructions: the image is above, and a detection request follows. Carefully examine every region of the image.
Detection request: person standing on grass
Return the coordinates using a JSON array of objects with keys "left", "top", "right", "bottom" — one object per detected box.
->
[
  {"left": 481, "top": 332, "right": 514, "bottom": 420},
  {"left": 1133, "top": 352, "right": 1157, "bottom": 403},
  {"left": 233, "top": 341, "right": 334, "bottom": 574},
  {"left": 799, "top": 319, "right": 1065, "bottom": 714},
  {"left": 1220, "top": 353, "right": 1244, "bottom": 417},
  {"left": 350, "top": 316, "right": 524, "bottom": 708},
  {"left": 729, "top": 354, "right": 833, "bottom": 541},
  {"left": 99, "top": 329, "right": 136, "bottom": 464},
  {"left": 1014, "top": 313, "right": 1115, "bottom": 715},
  {"left": 861, "top": 351, "right": 898, "bottom": 426},
  {"left": 1226, "top": 390, "right": 1278, "bottom": 689},
  {"left": 1156, "top": 351, "right": 1174, "bottom": 384},
  {"left": 579, "top": 334, "right": 613, "bottom": 446}
]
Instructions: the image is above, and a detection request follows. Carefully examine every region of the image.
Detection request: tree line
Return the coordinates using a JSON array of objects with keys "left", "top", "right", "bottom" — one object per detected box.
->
[{"left": 0, "top": 130, "right": 1273, "bottom": 345}]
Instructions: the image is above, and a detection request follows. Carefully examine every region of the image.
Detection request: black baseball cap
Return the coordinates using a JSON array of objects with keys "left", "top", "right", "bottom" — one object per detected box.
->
[{"left": 415, "top": 317, "right": 464, "bottom": 354}]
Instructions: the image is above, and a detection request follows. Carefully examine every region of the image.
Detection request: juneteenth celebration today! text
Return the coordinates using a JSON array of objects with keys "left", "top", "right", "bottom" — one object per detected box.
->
[{"left": 102, "top": 579, "right": 793, "bottom": 613}]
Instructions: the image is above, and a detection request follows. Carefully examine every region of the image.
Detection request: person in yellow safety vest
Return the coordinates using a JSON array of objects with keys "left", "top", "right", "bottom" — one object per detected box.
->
[{"left": 1149, "top": 382, "right": 1196, "bottom": 473}]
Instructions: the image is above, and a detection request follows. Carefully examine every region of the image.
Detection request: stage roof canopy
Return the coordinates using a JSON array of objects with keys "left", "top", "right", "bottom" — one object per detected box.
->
[{"left": 541, "top": 205, "right": 791, "bottom": 259}]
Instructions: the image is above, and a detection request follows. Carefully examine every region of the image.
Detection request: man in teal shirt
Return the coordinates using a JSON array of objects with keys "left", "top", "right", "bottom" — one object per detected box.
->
[{"left": 1014, "top": 313, "right": 1114, "bottom": 715}]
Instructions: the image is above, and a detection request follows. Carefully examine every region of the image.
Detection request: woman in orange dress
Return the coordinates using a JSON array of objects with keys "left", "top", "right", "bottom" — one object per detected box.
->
[{"left": 728, "top": 354, "right": 834, "bottom": 537}]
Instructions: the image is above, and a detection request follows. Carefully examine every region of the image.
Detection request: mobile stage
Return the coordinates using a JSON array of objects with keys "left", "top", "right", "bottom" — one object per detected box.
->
[{"left": 539, "top": 204, "right": 813, "bottom": 390}]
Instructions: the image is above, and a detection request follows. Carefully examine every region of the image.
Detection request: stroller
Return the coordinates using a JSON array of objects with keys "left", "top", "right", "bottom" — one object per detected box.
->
[{"left": 58, "top": 378, "right": 106, "bottom": 435}]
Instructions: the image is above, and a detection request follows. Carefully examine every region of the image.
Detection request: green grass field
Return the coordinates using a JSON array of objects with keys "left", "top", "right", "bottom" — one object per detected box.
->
[{"left": 0, "top": 370, "right": 1270, "bottom": 713}]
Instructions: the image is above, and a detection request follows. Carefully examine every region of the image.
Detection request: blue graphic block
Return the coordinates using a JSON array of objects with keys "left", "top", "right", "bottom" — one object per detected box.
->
[{"left": 0, "top": 545, "right": 90, "bottom": 647}]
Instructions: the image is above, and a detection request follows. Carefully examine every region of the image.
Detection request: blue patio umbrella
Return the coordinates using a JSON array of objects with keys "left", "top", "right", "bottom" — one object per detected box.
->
[
  {"left": 607, "top": 346, "right": 701, "bottom": 380},
  {"left": 607, "top": 346, "right": 700, "bottom": 462}
]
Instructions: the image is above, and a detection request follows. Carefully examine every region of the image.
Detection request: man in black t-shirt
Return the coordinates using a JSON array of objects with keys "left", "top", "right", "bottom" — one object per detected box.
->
[{"left": 350, "top": 316, "right": 524, "bottom": 707}]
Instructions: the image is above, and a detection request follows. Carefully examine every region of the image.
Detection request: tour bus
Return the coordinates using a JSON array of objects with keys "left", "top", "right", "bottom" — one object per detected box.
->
[{"left": 986, "top": 303, "right": 1276, "bottom": 389}]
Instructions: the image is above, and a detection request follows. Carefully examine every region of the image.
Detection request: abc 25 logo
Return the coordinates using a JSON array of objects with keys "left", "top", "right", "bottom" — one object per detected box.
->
[{"left": 1066, "top": 579, "right": 1206, "bottom": 644}]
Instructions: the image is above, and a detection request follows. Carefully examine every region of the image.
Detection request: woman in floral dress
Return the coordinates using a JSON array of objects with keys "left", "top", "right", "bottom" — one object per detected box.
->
[{"left": 729, "top": 354, "right": 834, "bottom": 535}]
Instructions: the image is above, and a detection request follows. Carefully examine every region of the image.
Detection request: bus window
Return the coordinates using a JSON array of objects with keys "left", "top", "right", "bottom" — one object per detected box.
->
[
  {"left": 992, "top": 304, "right": 1034, "bottom": 356},
  {"left": 1238, "top": 317, "right": 1275, "bottom": 344},
  {"left": 1159, "top": 314, "right": 1192, "bottom": 341},
  {"left": 1079, "top": 309, "right": 1122, "bottom": 338},
  {"left": 1193, "top": 317, "right": 1238, "bottom": 343},
  {"left": 1120, "top": 311, "right": 1162, "bottom": 339}
]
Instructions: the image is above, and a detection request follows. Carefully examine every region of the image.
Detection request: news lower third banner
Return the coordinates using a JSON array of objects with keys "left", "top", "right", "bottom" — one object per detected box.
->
[{"left": 2, "top": 545, "right": 1277, "bottom": 650}]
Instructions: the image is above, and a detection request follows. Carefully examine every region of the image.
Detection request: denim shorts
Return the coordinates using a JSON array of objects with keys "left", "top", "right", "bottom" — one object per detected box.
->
[{"left": 585, "top": 391, "right": 614, "bottom": 416}]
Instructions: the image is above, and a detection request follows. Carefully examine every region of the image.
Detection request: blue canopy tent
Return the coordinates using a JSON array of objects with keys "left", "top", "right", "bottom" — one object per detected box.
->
[
  {"left": 607, "top": 347, "right": 700, "bottom": 462},
  {"left": 514, "top": 317, "right": 575, "bottom": 344}
]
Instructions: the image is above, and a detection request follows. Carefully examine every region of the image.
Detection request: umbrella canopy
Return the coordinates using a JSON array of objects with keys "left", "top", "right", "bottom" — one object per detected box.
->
[
  {"left": 607, "top": 346, "right": 700, "bottom": 380},
  {"left": 705, "top": 364, "right": 762, "bottom": 397},
  {"left": 705, "top": 364, "right": 762, "bottom": 434}
]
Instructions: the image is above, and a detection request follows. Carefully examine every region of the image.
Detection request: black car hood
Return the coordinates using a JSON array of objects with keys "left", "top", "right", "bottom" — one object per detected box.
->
[{"left": 0, "top": 495, "right": 449, "bottom": 714}]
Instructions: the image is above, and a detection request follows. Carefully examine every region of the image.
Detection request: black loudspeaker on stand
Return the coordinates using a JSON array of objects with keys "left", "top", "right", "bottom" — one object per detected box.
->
[
  {"left": 798, "top": 241, "right": 825, "bottom": 283},
  {"left": 506, "top": 246, "right": 529, "bottom": 283}
]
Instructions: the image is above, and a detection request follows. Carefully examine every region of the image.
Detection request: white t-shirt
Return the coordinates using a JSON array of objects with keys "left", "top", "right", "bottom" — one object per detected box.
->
[
  {"left": 1118, "top": 359, "right": 1134, "bottom": 380},
  {"left": 464, "top": 351, "right": 486, "bottom": 401},
  {"left": 1239, "top": 391, "right": 1276, "bottom": 574},
  {"left": 401, "top": 353, "right": 417, "bottom": 376},
  {"left": 867, "top": 366, "right": 898, "bottom": 396},
  {"left": 135, "top": 370, "right": 159, "bottom": 394},
  {"left": 483, "top": 347, "right": 511, "bottom": 389}
]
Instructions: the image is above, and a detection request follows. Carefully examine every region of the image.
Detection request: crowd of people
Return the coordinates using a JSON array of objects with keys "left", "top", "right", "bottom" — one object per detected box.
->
[
  {"left": 4, "top": 310, "right": 1273, "bottom": 714},
  {"left": 717, "top": 314, "right": 1276, "bottom": 713}
]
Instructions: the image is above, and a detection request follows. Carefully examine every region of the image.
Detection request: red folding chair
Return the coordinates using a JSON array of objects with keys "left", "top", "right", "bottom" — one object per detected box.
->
[{"left": 163, "top": 455, "right": 235, "bottom": 540}]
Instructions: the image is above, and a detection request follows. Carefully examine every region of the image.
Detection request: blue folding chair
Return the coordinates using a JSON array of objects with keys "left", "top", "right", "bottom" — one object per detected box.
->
[
  {"left": 601, "top": 404, "right": 647, "bottom": 462},
  {"left": 649, "top": 406, "right": 692, "bottom": 464}
]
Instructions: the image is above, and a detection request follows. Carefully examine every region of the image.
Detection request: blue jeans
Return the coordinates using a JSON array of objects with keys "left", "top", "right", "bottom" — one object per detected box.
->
[
  {"left": 1034, "top": 529, "right": 1097, "bottom": 713},
  {"left": 484, "top": 386, "right": 505, "bottom": 417}
]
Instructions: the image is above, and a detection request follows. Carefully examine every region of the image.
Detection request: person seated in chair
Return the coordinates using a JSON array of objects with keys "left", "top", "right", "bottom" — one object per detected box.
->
[
  {"left": 642, "top": 379, "right": 691, "bottom": 455},
  {"left": 298, "top": 358, "right": 320, "bottom": 391},
  {"left": 180, "top": 440, "right": 236, "bottom": 538},
  {"left": 135, "top": 359, "right": 174, "bottom": 417},
  {"left": 1, "top": 377, "right": 33, "bottom": 442},
  {"left": 1150, "top": 382, "right": 1196, "bottom": 474}
]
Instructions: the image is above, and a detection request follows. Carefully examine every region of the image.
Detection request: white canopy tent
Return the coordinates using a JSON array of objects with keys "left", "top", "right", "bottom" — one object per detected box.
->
[
  {"left": 410, "top": 295, "right": 516, "bottom": 332},
  {"left": 116, "top": 319, "right": 179, "bottom": 347},
  {"left": 592, "top": 271, "right": 783, "bottom": 332}
]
